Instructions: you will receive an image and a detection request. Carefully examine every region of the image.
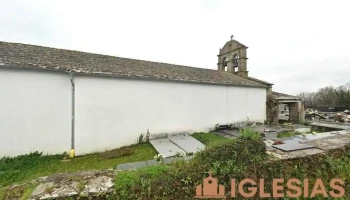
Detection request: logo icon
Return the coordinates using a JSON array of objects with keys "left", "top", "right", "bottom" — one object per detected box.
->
[{"left": 195, "top": 171, "right": 225, "bottom": 198}]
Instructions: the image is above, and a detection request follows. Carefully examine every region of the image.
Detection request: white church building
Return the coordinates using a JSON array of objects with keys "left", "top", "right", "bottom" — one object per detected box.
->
[{"left": 0, "top": 37, "right": 301, "bottom": 157}]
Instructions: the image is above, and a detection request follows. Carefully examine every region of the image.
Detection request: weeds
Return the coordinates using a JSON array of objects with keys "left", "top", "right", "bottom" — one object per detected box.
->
[
  {"left": 191, "top": 132, "right": 232, "bottom": 146},
  {"left": 0, "top": 143, "right": 156, "bottom": 187},
  {"left": 239, "top": 128, "right": 261, "bottom": 141},
  {"left": 112, "top": 136, "right": 350, "bottom": 199}
]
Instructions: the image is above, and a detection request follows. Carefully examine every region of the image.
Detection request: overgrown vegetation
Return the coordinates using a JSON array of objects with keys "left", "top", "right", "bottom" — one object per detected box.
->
[
  {"left": 113, "top": 128, "right": 350, "bottom": 199},
  {"left": 277, "top": 131, "right": 302, "bottom": 138},
  {"left": 277, "top": 131, "right": 321, "bottom": 138},
  {"left": 191, "top": 132, "right": 233, "bottom": 146},
  {"left": 0, "top": 143, "right": 156, "bottom": 187}
]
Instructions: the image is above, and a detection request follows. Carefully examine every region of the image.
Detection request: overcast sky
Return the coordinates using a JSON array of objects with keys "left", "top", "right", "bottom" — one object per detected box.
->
[{"left": 0, "top": 0, "right": 349, "bottom": 95}]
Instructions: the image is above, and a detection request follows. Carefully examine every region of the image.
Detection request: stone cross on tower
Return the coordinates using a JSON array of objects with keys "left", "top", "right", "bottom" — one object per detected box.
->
[{"left": 230, "top": 35, "right": 234, "bottom": 40}]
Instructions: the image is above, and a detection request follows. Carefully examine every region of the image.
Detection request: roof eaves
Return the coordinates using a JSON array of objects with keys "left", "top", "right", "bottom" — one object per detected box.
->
[{"left": 0, "top": 64, "right": 268, "bottom": 88}]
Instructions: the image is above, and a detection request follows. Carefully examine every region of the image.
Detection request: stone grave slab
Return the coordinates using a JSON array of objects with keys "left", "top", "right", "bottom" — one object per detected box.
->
[
  {"left": 272, "top": 142, "right": 314, "bottom": 152},
  {"left": 295, "top": 132, "right": 334, "bottom": 140},
  {"left": 150, "top": 138, "right": 185, "bottom": 158},
  {"left": 146, "top": 160, "right": 159, "bottom": 166},
  {"left": 330, "top": 130, "right": 349, "bottom": 135},
  {"left": 212, "top": 131, "right": 237, "bottom": 139},
  {"left": 263, "top": 132, "right": 278, "bottom": 140},
  {"left": 168, "top": 133, "right": 205, "bottom": 153},
  {"left": 163, "top": 157, "right": 173, "bottom": 164},
  {"left": 272, "top": 137, "right": 306, "bottom": 143},
  {"left": 116, "top": 161, "right": 148, "bottom": 171},
  {"left": 224, "top": 130, "right": 241, "bottom": 137},
  {"left": 295, "top": 128, "right": 311, "bottom": 133}
]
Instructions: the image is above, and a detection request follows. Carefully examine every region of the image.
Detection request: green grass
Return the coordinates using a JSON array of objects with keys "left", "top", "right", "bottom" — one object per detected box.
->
[
  {"left": 0, "top": 143, "right": 156, "bottom": 188},
  {"left": 277, "top": 130, "right": 323, "bottom": 138},
  {"left": 0, "top": 187, "right": 7, "bottom": 200},
  {"left": 191, "top": 132, "right": 233, "bottom": 146},
  {"left": 277, "top": 131, "right": 302, "bottom": 138}
]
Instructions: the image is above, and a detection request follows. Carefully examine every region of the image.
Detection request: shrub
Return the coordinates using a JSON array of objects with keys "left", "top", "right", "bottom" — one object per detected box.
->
[
  {"left": 113, "top": 138, "right": 350, "bottom": 199},
  {"left": 115, "top": 165, "right": 170, "bottom": 199},
  {"left": 114, "top": 135, "right": 268, "bottom": 199},
  {"left": 239, "top": 128, "right": 261, "bottom": 141}
]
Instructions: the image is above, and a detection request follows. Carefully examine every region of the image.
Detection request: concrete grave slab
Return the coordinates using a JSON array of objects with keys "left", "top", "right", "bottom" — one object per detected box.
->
[
  {"left": 272, "top": 136, "right": 315, "bottom": 152},
  {"left": 149, "top": 138, "right": 185, "bottom": 158},
  {"left": 262, "top": 132, "right": 278, "bottom": 140},
  {"left": 212, "top": 131, "right": 237, "bottom": 139},
  {"left": 168, "top": 133, "right": 205, "bottom": 153},
  {"left": 146, "top": 160, "right": 159, "bottom": 166},
  {"left": 295, "top": 128, "right": 311, "bottom": 133},
  {"left": 116, "top": 163, "right": 134, "bottom": 171},
  {"left": 330, "top": 130, "right": 350, "bottom": 135},
  {"left": 116, "top": 161, "right": 148, "bottom": 171},
  {"left": 272, "top": 142, "right": 315, "bottom": 152},
  {"left": 295, "top": 132, "right": 334, "bottom": 140},
  {"left": 163, "top": 157, "right": 173, "bottom": 164},
  {"left": 224, "top": 130, "right": 241, "bottom": 137}
]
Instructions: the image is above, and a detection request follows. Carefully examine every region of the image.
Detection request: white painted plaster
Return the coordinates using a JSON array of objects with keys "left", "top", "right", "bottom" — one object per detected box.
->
[
  {"left": 0, "top": 69, "right": 71, "bottom": 157},
  {"left": 74, "top": 76, "right": 266, "bottom": 155}
]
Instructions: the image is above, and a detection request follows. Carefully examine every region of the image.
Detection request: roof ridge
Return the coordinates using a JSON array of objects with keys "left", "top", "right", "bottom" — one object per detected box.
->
[
  {"left": 0, "top": 40, "right": 270, "bottom": 88},
  {"left": 0, "top": 40, "right": 217, "bottom": 72}
]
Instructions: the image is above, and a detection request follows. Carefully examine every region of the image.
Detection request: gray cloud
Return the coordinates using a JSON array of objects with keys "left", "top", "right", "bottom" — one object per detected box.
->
[{"left": 0, "top": 0, "right": 349, "bottom": 95}]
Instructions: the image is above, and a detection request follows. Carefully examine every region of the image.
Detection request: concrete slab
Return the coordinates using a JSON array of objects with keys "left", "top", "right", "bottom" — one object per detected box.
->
[
  {"left": 311, "top": 122, "right": 350, "bottom": 130},
  {"left": 146, "top": 160, "right": 159, "bottom": 166},
  {"left": 262, "top": 132, "right": 278, "bottom": 140},
  {"left": 116, "top": 161, "right": 148, "bottom": 171},
  {"left": 295, "top": 128, "right": 311, "bottom": 133},
  {"left": 211, "top": 131, "right": 237, "bottom": 139},
  {"left": 168, "top": 133, "right": 205, "bottom": 153},
  {"left": 330, "top": 130, "right": 350, "bottom": 135},
  {"left": 149, "top": 138, "right": 185, "bottom": 158},
  {"left": 295, "top": 132, "right": 334, "bottom": 140},
  {"left": 272, "top": 142, "right": 314, "bottom": 152}
]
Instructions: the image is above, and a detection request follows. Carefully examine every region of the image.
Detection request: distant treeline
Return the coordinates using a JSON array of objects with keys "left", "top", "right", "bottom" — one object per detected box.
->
[{"left": 297, "top": 82, "right": 350, "bottom": 108}]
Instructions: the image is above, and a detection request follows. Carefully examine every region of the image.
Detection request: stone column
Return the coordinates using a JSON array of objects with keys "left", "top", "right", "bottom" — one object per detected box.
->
[
  {"left": 299, "top": 103, "right": 305, "bottom": 124},
  {"left": 227, "top": 61, "right": 234, "bottom": 73},
  {"left": 289, "top": 102, "right": 299, "bottom": 123}
]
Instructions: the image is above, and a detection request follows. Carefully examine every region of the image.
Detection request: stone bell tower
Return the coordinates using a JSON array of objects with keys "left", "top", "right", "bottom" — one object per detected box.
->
[{"left": 217, "top": 35, "right": 248, "bottom": 77}]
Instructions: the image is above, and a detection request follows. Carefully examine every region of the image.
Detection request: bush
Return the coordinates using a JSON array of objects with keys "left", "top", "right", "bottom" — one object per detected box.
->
[
  {"left": 239, "top": 128, "right": 261, "bottom": 141},
  {"left": 113, "top": 137, "right": 350, "bottom": 199},
  {"left": 114, "top": 135, "right": 268, "bottom": 199}
]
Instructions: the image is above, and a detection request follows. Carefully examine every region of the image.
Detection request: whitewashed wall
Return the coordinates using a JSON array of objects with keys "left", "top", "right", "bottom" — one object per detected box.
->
[
  {"left": 0, "top": 68, "right": 266, "bottom": 157},
  {"left": 0, "top": 69, "right": 71, "bottom": 157},
  {"left": 74, "top": 76, "right": 266, "bottom": 155}
]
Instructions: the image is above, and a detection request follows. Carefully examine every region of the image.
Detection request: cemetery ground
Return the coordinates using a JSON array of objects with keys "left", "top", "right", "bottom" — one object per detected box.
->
[{"left": 1, "top": 128, "right": 350, "bottom": 199}]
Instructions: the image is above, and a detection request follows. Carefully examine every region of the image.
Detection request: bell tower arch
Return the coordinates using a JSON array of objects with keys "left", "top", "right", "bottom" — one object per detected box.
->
[{"left": 217, "top": 35, "right": 249, "bottom": 77}]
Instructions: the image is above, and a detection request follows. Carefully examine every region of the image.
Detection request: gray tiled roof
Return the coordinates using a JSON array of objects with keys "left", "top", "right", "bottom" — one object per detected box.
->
[
  {"left": 0, "top": 41, "right": 268, "bottom": 88},
  {"left": 243, "top": 76, "right": 273, "bottom": 86},
  {"left": 272, "top": 92, "right": 301, "bottom": 100}
]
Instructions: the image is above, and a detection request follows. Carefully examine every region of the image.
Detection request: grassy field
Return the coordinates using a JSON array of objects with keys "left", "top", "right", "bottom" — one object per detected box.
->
[{"left": 0, "top": 143, "right": 156, "bottom": 188}]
